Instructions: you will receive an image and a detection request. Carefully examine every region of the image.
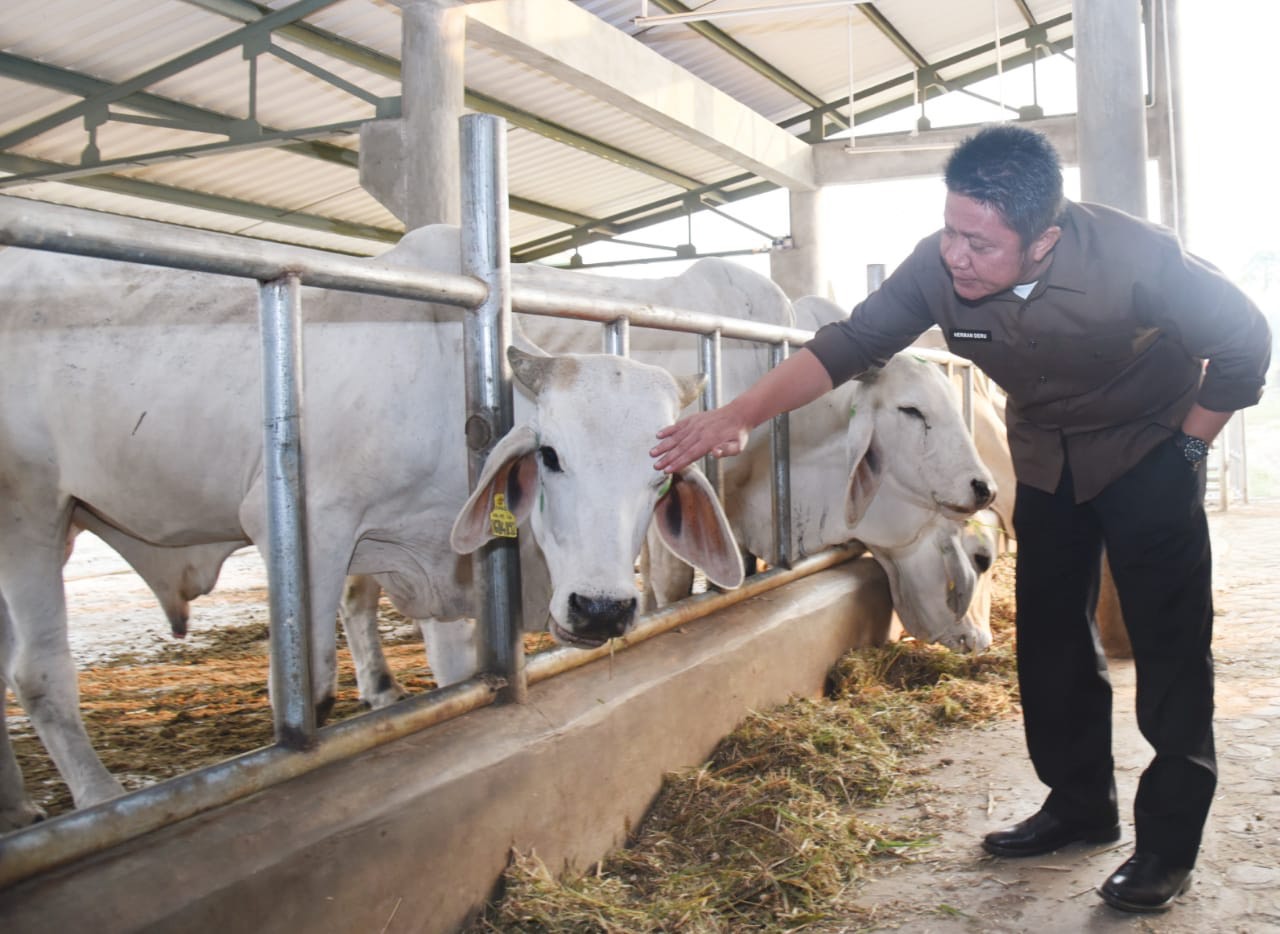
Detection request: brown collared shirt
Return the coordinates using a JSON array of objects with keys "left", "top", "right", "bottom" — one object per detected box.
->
[{"left": 806, "top": 201, "right": 1271, "bottom": 501}]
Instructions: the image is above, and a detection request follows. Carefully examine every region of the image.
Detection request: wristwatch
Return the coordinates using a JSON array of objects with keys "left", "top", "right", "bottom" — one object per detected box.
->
[{"left": 1174, "top": 430, "right": 1210, "bottom": 464}]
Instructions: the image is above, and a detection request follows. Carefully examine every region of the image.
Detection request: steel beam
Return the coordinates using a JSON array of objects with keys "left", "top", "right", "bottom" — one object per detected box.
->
[
  {"left": 643, "top": 0, "right": 850, "bottom": 132},
  {"left": 0, "top": 0, "right": 345, "bottom": 151}
]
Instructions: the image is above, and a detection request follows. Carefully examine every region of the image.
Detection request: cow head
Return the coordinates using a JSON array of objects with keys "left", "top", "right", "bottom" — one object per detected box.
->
[
  {"left": 844, "top": 355, "right": 996, "bottom": 538},
  {"left": 450, "top": 348, "right": 743, "bottom": 647},
  {"left": 868, "top": 509, "right": 996, "bottom": 654}
]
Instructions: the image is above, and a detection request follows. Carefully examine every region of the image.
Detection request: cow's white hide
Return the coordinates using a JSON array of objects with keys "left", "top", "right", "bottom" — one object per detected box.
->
[{"left": 0, "top": 226, "right": 743, "bottom": 828}]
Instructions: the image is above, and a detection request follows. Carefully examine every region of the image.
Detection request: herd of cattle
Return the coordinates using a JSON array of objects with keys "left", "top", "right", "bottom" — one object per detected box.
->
[{"left": 0, "top": 225, "right": 1012, "bottom": 832}]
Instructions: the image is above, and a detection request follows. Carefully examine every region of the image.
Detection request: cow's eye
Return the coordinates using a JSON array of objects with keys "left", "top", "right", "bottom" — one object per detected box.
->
[
  {"left": 538, "top": 445, "right": 562, "bottom": 473},
  {"left": 899, "top": 405, "right": 927, "bottom": 422}
]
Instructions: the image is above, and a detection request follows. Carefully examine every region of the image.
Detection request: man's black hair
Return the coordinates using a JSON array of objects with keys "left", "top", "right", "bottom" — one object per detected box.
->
[{"left": 944, "top": 125, "right": 1065, "bottom": 245}]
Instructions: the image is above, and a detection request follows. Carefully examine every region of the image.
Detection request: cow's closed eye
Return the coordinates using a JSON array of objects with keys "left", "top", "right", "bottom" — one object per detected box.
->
[
  {"left": 898, "top": 405, "right": 931, "bottom": 428},
  {"left": 539, "top": 445, "right": 563, "bottom": 473}
]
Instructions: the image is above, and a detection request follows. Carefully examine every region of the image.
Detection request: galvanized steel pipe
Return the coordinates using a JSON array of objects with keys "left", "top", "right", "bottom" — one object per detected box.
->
[
  {"left": 526, "top": 544, "right": 863, "bottom": 683},
  {"left": 511, "top": 283, "right": 815, "bottom": 346},
  {"left": 0, "top": 198, "right": 487, "bottom": 307},
  {"left": 699, "top": 329, "right": 724, "bottom": 494},
  {"left": 0, "top": 679, "right": 502, "bottom": 889},
  {"left": 769, "top": 340, "right": 794, "bottom": 569},
  {"left": 257, "top": 274, "right": 316, "bottom": 748},
  {"left": 460, "top": 113, "right": 526, "bottom": 704},
  {"left": 603, "top": 316, "right": 630, "bottom": 356}
]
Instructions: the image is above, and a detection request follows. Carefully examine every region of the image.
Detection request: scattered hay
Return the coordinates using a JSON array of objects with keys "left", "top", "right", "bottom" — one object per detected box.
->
[
  {"left": 9, "top": 612, "right": 570, "bottom": 817},
  {"left": 473, "top": 556, "right": 1019, "bottom": 933}
]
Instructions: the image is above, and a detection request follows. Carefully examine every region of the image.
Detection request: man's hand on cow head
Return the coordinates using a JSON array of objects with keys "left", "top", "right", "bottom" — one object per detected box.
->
[{"left": 650, "top": 407, "right": 749, "bottom": 474}]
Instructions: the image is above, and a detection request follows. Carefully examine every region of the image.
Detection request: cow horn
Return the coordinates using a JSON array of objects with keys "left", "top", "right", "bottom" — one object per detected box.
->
[
  {"left": 508, "top": 346, "right": 555, "bottom": 396},
  {"left": 675, "top": 373, "right": 706, "bottom": 409},
  {"left": 853, "top": 364, "right": 883, "bottom": 384}
]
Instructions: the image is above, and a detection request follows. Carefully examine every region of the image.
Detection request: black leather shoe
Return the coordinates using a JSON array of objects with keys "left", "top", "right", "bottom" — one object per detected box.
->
[
  {"left": 1098, "top": 852, "right": 1193, "bottom": 912},
  {"left": 982, "top": 808, "right": 1121, "bottom": 857}
]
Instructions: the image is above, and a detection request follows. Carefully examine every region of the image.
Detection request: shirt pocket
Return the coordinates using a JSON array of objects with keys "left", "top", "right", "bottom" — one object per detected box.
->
[{"left": 1047, "top": 331, "right": 1138, "bottom": 385}]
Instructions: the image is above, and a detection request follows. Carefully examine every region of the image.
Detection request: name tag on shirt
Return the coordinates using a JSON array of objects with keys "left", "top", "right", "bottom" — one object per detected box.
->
[{"left": 950, "top": 328, "right": 992, "bottom": 342}]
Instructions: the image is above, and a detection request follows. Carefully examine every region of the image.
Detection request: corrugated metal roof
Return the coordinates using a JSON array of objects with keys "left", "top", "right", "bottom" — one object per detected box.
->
[{"left": 0, "top": 0, "right": 1079, "bottom": 259}]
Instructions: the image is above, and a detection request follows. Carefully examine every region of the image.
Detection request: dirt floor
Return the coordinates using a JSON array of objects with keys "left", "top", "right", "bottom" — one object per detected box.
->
[{"left": 6, "top": 502, "right": 1280, "bottom": 931}]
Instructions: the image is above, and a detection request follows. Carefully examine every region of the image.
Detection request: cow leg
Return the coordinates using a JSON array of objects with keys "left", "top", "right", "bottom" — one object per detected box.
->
[
  {"left": 338, "top": 574, "right": 408, "bottom": 709},
  {"left": 0, "top": 660, "right": 47, "bottom": 830},
  {"left": 0, "top": 510, "right": 123, "bottom": 811},
  {"left": 422, "top": 618, "right": 478, "bottom": 688}
]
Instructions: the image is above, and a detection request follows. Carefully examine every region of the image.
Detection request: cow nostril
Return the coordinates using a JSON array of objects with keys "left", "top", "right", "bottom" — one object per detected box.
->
[
  {"left": 568, "top": 593, "right": 638, "bottom": 626},
  {"left": 971, "top": 478, "right": 992, "bottom": 504}
]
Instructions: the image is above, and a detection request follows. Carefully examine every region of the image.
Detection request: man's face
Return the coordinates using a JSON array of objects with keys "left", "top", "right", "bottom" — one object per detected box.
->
[{"left": 940, "top": 191, "right": 1056, "bottom": 301}]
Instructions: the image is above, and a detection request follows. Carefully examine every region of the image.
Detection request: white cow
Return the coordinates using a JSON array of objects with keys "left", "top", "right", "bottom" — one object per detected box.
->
[
  {"left": 559, "top": 285, "right": 999, "bottom": 651},
  {"left": 0, "top": 225, "right": 743, "bottom": 829},
  {"left": 719, "top": 345, "right": 998, "bottom": 652}
]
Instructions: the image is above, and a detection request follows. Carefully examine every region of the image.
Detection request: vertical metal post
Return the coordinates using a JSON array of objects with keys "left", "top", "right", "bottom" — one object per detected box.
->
[
  {"left": 699, "top": 330, "right": 723, "bottom": 495},
  {"left": 1232, "top": 410, "right": 1248, "bottom": 505},
  {"left": 603, "top": 316, "right": 630, "bottom": 356},
  {"left": 257, "top": 274, "right": 316, "bottom": 749},
  {"left": 460, "top": 113, "right": 526, "bottom": 703},
  {"left": 866, "top": 263, "right": 886, "bottom": 293},
  {"left": 769, "top": 341, "right": 793, "bottom": 569},
  {"left": 960, "top": 363, "right": 975, "bottom": 435}
]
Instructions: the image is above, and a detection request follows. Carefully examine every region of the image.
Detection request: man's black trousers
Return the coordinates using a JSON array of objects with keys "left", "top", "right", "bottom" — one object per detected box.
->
[{"left": 1011, "top": 436, "right": 1216, "bottom": 868}]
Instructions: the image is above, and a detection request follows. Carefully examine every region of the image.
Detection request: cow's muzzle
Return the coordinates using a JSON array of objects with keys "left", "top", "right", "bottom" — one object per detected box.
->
[
  {"left": 934, "top": 477, "right": 997, "bottom": 517},
  {"left": 558, "top": 593, "right": 638, "bottom": 647}
]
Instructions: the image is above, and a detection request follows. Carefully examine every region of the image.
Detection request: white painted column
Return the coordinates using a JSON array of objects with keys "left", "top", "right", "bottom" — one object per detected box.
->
[
  {"left": 1074, "top": 0, "right": 1148, "bottom": 217},
  {"left": 359, "top": 0, "right": 465, "bottom": 228},
  {"left": 1075, "top": 0, "right": 1151, "bottom": 657},
  {"left": 769, "top": 187, "right": 828, "bottom": 301}
]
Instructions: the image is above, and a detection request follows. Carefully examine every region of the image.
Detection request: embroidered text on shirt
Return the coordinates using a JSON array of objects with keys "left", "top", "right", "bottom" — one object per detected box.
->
[{"left": 950, "top": 328, "right": 992, "bottom": 341}]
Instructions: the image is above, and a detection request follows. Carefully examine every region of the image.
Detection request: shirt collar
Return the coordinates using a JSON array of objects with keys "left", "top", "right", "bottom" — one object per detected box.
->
[{"left": 1035, "top": 201, "right": 1090, "bottom": 295}]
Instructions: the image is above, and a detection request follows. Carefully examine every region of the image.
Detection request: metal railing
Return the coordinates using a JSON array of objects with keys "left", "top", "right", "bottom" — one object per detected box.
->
[
  {"left": 0, "top": 113, "right": 980, "bottom": 886},
  {"left": 0, "top": 114, "right": 841, "bottom": 886}
]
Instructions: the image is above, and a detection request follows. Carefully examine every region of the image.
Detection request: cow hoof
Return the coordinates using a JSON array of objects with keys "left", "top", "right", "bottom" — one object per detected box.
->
[
  {"left": 1, "top": 800, "right": 48, "bottom": 832},
  {"left": 360, "top": 670, "right": 409, "bottom": 706}
]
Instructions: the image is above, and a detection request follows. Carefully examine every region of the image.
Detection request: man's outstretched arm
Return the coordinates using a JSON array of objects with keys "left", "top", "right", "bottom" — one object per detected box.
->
[{"left": 650, "top": 348, "right": 835, "bottom": 474}]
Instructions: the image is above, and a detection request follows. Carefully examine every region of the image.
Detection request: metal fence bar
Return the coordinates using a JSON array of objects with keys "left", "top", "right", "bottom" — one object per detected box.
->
[
  {"left": 603, "top": 316, "right": 630, "bottom": 356},
  {"left": 699, "top": 329, "right": 724, "bottom": 494},
  {"left": 460, "top": 113, "right": 525, "bottom": 704},
  {"left": 769, "top": 340, "right": 793, "bottom": 569},
  {"left": 960, "top": 361, "right": 975, "bottom": 435},
  {"left": 257, "top": 274, "right": 316, "bottom": 748},
  {"left": 0, "top": 198, "right": 487, "bottom": 307},
  {"left": 0, "top": 193, "right": 984, "bottom": 890},
  {"left": 0, "top": 678, "right": 503, "bottom": 889},
  {"left": 512, "top": 285, "right": 814, "bottom": 346},
  {"left": 525, "top": 545, "right": 862, "bottom": 682}
]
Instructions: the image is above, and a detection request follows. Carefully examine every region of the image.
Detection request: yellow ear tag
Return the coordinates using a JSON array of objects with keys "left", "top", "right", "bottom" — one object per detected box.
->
[{"left": 489, "top": 493, "right": 519, "bottom": 538}]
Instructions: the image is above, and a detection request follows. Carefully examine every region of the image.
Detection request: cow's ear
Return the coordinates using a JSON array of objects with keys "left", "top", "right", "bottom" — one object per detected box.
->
[
  {"left": 651, "top": 469, "right": 744, "bottom": 590},
  {"left": 844, "top": 413, "right": 884, "bottom": 525},
  {"left": 450, "top": 426, "right": 540, "bottom": 554},
  {"left": 938, "top": 531, "right": 976, "bottom": 619}
]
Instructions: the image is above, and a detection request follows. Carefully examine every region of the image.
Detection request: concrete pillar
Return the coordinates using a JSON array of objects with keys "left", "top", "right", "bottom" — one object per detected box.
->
[
  {"left": 769, "top": 188, "right": 828, "bottom": 301},
  {"left": 1151, "top": 0, "right": 1188, "bottom": 239},
  {"left": 1075, "top": 0, "right": 1150, "bottom": 657},
  {"left": 1074, "top": 0, "right": 1148, "bottom": 217},
  {"left": 359, "top": 0, "right": 465, "bottom": 228}
]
